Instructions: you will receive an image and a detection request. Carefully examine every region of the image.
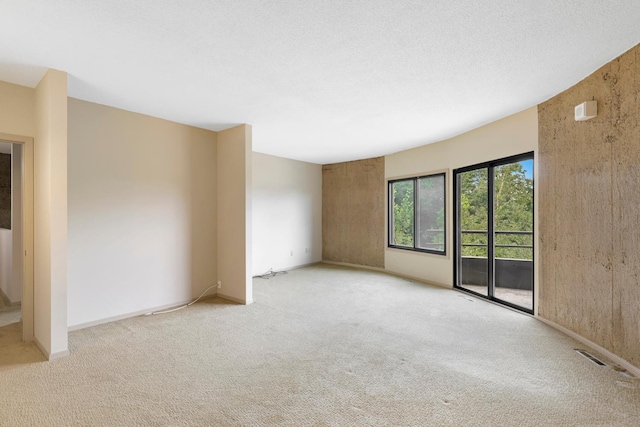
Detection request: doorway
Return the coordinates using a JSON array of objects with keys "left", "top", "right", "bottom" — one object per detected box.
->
[
  {"left": 0, "top": 141, "right": 22, "bottom": 327},
  {"left": 0, "top": 134, "right": 34, "bottom": 340},
  {"left": 454, "top": 153, "right": 534, "bottom": 313}
]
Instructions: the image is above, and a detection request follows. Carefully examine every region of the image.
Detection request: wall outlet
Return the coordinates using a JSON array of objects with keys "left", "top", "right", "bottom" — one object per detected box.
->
[
  {"left": 305, "top": 248, "right": 309, "bottom": 253},
  {"left": 290, "top": 250, "right": 293, "bottom": 256},
  {"left": 217, "top": 281, "right": 222, "bottom": 289}
]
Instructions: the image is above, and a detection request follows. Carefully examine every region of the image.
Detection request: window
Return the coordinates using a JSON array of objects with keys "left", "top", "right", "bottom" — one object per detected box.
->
[{"left": 388, "top": 173, "right": 446, "bottom": 255}]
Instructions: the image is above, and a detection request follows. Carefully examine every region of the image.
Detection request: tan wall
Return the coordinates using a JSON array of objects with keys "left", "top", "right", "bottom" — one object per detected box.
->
[
  {"left": 217, "top": 125, "right": 252, "bottom": 304},
  {"left": 34, "top": 69, "right": 68, "bottom": 359},
  {"left": 538, "top": 43, "right": 640, "bottom": 367},
  {"left": 385, "top": 108, "right": 538, "bottom": 288},
  {"left": 322, "top": 157, "right": 385, "bottom": 268},
  {"left": 0, "top": 81, "right": 35, "bottom": 137},
  {"left": 67, "top": 98, "right": 218, "bottom": 328}
]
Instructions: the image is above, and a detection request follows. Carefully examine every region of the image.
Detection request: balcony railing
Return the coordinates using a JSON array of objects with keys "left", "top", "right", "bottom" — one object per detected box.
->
[{"left": 460, "top": 230, "right": 533, "bottom": 290}]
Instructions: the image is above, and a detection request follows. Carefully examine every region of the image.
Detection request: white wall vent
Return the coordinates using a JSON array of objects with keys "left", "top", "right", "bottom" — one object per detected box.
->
[{"left": 575, "top": 101, "right": 597, "bottom": 121}]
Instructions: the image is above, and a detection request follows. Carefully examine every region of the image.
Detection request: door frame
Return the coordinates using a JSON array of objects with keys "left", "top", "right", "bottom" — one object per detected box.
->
[
  {"left": 453, "top": 152, "right": 534, "bottom": 314},
  {"left": 0, "top": 132, "right": 34, "bottom": 341}
]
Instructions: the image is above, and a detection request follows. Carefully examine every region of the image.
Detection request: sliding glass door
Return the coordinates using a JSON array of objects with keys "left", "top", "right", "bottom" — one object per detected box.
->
[{"left": 454, "top": 153, "right": 534, "bottom": 313}]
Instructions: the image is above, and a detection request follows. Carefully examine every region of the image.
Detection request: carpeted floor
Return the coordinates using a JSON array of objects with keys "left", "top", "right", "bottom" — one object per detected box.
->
[{"left": 0, "top": 264, "right": 638, "bottom": 426}]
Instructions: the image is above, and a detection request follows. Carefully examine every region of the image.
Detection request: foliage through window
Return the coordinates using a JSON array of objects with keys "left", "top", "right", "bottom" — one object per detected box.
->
[
  {"left": 389, "top": 173, "right": 445, "bottom": 254},
  {"left": 459, "top": 161, "right": 533, "bottom": 260}
]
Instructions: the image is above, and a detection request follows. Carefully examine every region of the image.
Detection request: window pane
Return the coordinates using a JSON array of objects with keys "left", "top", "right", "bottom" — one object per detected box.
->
[
  {"left": 458, "top": 168, "right": 488, "bottom": 295},
  {"left": 390, "top": 180, "right": 414, "bottom": 247},
  {"left": 459, "top": 168, "right": 488, "bottom": 257},
  {"left": 416, "top": 174, "right": 445, "bottom": 252}
]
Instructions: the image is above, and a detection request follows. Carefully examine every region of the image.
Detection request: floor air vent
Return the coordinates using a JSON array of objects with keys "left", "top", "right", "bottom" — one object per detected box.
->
[{"left": 575, "top": 349, "right": 607, "bottom": 366}]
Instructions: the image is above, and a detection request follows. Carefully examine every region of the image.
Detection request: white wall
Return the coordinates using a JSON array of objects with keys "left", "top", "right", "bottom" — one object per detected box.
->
[
  {"left": 252, "top": 153, "right": 322, "bottom": 276},
  {"left": 385, "top": 107, "right": 538, "bottom": 289},
  {"left": 217, "top": 125, "right": 252, "bottom": 304},
  {"left": 67, "top": 98, "right": 217, "bottom": 329}
]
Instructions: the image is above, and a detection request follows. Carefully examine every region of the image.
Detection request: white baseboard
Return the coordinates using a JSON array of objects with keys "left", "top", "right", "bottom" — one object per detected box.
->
[
  {"left": 280, "top": 261, "right": 323, "bottom": 272},
  {"left": 33, "top": 336, "right": 70, "bottom": 361},
  {"left": 48, "top": 349, "right": 71, "bottom": 361},
  {"left": 253, "top": 261, "right": 322, "bottom": 277},
  {"left": 321, "top": 260, "right": 451, "bottom": 289},
  {"left": 321, "top": 260, "right": 385, "bottom": 272},
  {"left": 68, "top": 293, "right": 219, "bottom": 332},
  {"left": 217, "top": 293, "right": 253, "bottom": 305},
  {"left": 537, "top": 316, "right": 640, "bottom": 378},
  {"left": 33, "top": 336, "right": 48, "bottom": 359},
  {"left": 384, "top": 269, "right": 451, "bottom": 289}
]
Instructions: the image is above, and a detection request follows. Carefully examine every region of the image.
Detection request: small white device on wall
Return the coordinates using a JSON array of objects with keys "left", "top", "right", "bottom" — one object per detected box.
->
[{"left": 575, "top": 101, "right": 597, "bottom": 121}]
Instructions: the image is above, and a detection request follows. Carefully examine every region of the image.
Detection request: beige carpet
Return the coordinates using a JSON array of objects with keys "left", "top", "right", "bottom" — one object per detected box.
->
[{"left": 0, "top": 264, "right": 638, "bottom": 426}]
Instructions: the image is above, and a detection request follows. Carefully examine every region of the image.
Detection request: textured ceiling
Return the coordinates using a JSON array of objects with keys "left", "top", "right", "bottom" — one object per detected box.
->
[{"left": 1, "top": 1, "right": 639, "bottom": 164}]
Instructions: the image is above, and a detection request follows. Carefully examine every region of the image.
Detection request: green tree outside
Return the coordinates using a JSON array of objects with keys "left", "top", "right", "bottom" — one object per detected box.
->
[
  {"left": 391, "top": 175, "right": 445, "bottom": 251},
  {"left": 460, "top": 161, "right": 533, "bottom": 260}
]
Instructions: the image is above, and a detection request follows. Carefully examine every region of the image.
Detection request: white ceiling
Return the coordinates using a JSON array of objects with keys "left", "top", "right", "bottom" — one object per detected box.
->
[{"left": 1, "top": 1, "right": 639, "bottom": 164}]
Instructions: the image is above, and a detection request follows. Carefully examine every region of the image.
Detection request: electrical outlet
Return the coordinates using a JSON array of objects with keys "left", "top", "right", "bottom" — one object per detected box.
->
[
  {"left": 217, "top": 281, "right": 222, "bottom": 289},
  {"left": 290, "top": 250, "right": 293, "bottom": 256},
  {"left": 305, "top": 248, "right": 309, "bottom": 253}
]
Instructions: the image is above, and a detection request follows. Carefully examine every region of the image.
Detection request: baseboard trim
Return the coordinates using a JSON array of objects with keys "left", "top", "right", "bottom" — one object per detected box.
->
[
  {"left": 33, "top": 336, "right": 48, "bottom": 359},
  {"left": 254, "top": 261, "right": 322, "bottom": 276},
  {"left": 33, "top": 336, "right": 69, "bottom": 361},
  {"left": 321, "top": 260, "right": 385, "bottom": 272},
  {"left": 321, "top": 260, "right": 451, "bottom": 289},
  {"left": 0, "top": 287, "right": 19, "bottom": 307},
  {"left": 48, "top": 349, "right": 71, "bottom": 361},
  {"left": 537, "top": 316, "right": 640, "bottom": 378},
  {"left": 68, "top": 293, "right": 219, "bottom": 332},
  {"left": 384, "top": 270, "right": 451, "bottom": 290},
  {"left": 217, "top": 293, "right": 253, "bottom": 305}
]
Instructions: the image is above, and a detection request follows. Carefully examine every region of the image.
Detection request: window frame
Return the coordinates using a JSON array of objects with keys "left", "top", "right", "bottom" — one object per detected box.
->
[{"left": 388, "top": 172, "right": 446, "bottom": 256}]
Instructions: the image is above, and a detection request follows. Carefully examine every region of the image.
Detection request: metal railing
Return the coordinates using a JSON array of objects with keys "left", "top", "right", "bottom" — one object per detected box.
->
[
  {"left": 461, "top": 230, "right": 533, "bottom": 250},
  {"left": 460, "top": 230, "right": 534, "bottom": 290},
  {"left": 460, "top": 230, "right": 533, "bottom": 260}
]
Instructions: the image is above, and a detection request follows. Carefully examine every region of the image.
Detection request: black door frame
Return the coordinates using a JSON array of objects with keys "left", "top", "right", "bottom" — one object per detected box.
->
[{"left": 453, "top": 152, "right": 534, "bottom": 314}]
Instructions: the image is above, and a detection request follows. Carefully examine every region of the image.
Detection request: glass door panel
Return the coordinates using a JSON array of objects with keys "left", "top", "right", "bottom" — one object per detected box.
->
[
  {"left": 458, "top": 168, "right": 488, "bottom": 296},
  {"left": 455, "top": 154, "right": 534, "bottom": 314},
  {"left": 493, "top": 160, "right": 534, "bottom": 310}
]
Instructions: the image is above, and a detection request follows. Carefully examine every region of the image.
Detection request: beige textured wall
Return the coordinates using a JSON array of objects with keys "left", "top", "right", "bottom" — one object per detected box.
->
[
  {"left": 538, "top": 43, "right": 640, "bottom": 367},
  {"left": 322, "top": 157, "right": 385, "bottom": 268}
]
